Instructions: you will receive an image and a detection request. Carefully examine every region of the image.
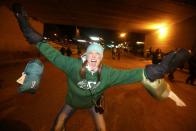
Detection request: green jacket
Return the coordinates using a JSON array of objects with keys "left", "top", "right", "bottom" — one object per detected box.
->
[{"left": 36, "top": 42, "right": 143, "bottom": 108}]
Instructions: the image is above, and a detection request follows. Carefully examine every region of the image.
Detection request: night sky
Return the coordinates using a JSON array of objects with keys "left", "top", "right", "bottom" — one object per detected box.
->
[{"left": 44, "top": 23, "right": 121, "bottom": 41}]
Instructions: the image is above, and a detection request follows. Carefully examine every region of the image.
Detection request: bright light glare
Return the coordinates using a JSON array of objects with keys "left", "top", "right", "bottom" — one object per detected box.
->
[
  {"left": 136, "top": 41, "right": 144, "bottom": 45},
  {"left": 147, "top": 23, "right": 167, "bottom": 30},
  {"left": 159, "top": 26, "right": 168, "bottom": 39},
  {"left": 120, "top": 33, "right": 126, "bottom": 38},
  {"left": 107, "top": 44, "right": 114, "bottom": 48},
  {"left": 145, "top": 22, "right": 169, "bottom": 39},
  {"left": 77, "top": 39, "right": 87, "bottom": 43},
  {"left": 89, "top": 36, "right": 100, "bottom": 41}
]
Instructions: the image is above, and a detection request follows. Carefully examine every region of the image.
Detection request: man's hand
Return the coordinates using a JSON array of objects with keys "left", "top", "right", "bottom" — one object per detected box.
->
[{"left": 168, "top": 91, "right": 186, "bottom": 107}]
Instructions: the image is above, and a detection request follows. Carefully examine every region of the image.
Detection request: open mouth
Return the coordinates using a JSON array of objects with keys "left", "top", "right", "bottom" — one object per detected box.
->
[
  {"left": 91, "top": 59, "right": 97, "bottom": 62},
  {"left": 90, "top": 59, "right": 97, "bottom": 67}
]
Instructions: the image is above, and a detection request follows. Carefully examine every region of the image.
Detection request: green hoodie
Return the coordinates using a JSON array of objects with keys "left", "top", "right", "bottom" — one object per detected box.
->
[{"left": 36, "top": 41, "right": 143, "bottom": 108}]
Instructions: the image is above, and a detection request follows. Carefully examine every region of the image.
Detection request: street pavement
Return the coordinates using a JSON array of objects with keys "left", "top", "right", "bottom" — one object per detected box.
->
[{"left": 0, "top": 50, "right": 196, "bottom": 131}]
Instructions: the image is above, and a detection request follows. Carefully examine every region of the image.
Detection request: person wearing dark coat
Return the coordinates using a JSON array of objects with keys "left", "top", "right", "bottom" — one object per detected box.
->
[
  {"left": 186, "top": 53, "right": 196, "bottom": 86},
  {"left": 65, "top": 47, "right": 72, "bottom": 56}
]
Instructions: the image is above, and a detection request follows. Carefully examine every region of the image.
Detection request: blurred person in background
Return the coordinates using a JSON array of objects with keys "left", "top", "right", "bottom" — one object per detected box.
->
[{"left": 186, "top": 47, "right": 196, "bottom": 86}]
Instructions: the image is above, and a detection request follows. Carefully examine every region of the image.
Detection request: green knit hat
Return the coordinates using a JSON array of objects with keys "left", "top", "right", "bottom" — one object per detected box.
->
[{"left": 86, "top": 43, "right": 104, "bottom": 55}]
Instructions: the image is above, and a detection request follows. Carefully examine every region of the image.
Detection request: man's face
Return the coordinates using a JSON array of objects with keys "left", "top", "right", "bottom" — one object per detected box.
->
[{"left": 86, "top": 51, "right": 102, "bottom": 70}]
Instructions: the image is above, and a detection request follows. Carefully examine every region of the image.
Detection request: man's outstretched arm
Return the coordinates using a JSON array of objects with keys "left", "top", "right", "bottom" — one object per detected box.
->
[
  {"left": 142, "top": 45, "right": 189, "bottom": 106},
  {"left": 11, "top": 3, "right": 77, "bottom": 73},
  {"left": 11, "top": 3, "right": 43, "bottom": 44}
]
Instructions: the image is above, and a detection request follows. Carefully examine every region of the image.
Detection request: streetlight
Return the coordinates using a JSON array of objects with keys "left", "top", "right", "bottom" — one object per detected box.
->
[
  {"left": 119, "top": 33, "right": 126, "bottom": 38},
  {"left": 119, "top": 32, "right": 127, "bottom": 47},
  {"left": 89, "top": 36, "right": 100, "bottom": 41},
  {"left": 54, "top": 33, "right": 57, "bottom": 36}
]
